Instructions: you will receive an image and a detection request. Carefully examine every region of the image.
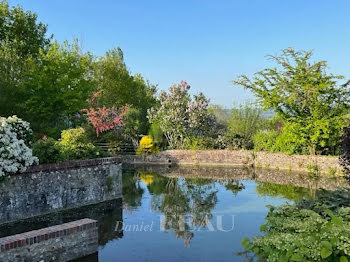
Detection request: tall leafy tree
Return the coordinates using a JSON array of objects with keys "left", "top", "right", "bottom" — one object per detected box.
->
[
  {"left": 0, "top": 1, "right": 51, "bottom": 57},
  {"left": 94, "top": 48, "right": 157, "bottom": 135},
  {"left": 0, "top": 1, "right": 52, "bottom": 117},
  {"left": 21, "top": 41, "right": 95, "bottom": 137},
  {"left": 0, "top": 2, "right": 95, "bottom": 138},
  {"left": 233, "top": 48, "right": 350, "bottom": 155}
]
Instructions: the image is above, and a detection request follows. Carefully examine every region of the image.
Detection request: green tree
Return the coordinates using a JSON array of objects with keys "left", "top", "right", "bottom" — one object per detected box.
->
[
  {"left": 0, "top": 1, "right": 51, "bottom": 117},
  {"left": 23, "top": 41, "right": 95, "bottom": 137},
  {"left": 234, "top": 48, "right": 350, "bottom": 155},
  {"left": 94, "top": 48, "right": 157, "bottom": 135},
  {"left": 226, "top": 102, "right": 267, "bottom": 149},
  {"left": 0, "top": 2, "right": 93, "bottom": 137},
  {"left": 0, "top": 1, "right": 51, "bottom": 57}
]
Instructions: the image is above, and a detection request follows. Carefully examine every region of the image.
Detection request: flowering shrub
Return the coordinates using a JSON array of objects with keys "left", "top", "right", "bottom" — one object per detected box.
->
[
  {"left": 147, "top": 81, "right": 215, "bottom": 149},
  {"left": 136, "top": 135, "right": 159, "bottom": 155},
  {"left": 83, "top": 91, "right": 127, "bottom": 136},
  {"left": 83, "top": 106, "right": 126, "bottom": 136},
  {"left": 0, "top": 116, "right": 38, "bottom": 176}
]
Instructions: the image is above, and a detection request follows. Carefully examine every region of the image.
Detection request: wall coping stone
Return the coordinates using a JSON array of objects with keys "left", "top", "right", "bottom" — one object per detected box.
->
[
  {"left": 23, "top": 157, "right": 122, "bottom": 173},
  {"left": 0, "top": 218, "right": 97, "bottom": 252}
]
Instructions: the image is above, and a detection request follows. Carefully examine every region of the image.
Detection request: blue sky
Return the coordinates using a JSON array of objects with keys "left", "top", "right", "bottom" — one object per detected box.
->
[{"left": 9, "top": 0, "right": 350, "bottom": 107}]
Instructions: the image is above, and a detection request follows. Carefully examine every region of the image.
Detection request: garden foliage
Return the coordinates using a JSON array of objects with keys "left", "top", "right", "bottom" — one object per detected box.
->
[
  {"left": 243, "top": 189, "right": 350, "bottom": 261},
  {"left": 234, "top": 48, "right": 350, "bottom": 155},
  {"left": 57, "top": 127, "right": 105, "bottom": 161},
  {"left": 0, "top": 116, "right": 38, "bottom": 176},
  {"left": 136, "top": 135, "right": 159, "bottom": 155},
  {"left": 32, "top": 137, "right": 62, "bottom": 164},
  {"left": 226, "top": 103, "right": 267, "bottom": 149},
  {"left": 148, "top": 81, "right": 215, "bottom": 149}
]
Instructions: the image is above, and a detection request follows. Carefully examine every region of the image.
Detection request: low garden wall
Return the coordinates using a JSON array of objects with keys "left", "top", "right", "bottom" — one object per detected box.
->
[
  {"left": 120, "top": 150, "right": 342, "bottom": 176},
  {"left": 0, "top": 218, "right": 98, "bottom": 262},
  {"left": 0, "top": 159, "right": 122, "bottom": 224}
]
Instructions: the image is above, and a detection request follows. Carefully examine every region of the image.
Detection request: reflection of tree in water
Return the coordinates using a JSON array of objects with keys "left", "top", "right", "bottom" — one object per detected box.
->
[
  {"left": 255, "top": 181, "right": 315, "bottom": 201},
  {"left": 186, "top": 178, "right": 218, "bottom": 227},
  {"left": 160, "top": 186, "right": 193, "bottom": 245},
  {"left": 224, "top": 180, "right": 245, "bottom": 196},
  {"left": 146, "top": 173, "right": 218, "bottom": 246},
  {"left": 122, "top": 169, "right": 144, "bottom": 210}
]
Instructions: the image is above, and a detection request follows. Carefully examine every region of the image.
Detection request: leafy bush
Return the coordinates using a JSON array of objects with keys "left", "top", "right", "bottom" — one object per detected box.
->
[
  {"left": 253, "top": 129, "right": 278, "bottom": 152},
  {"left": 243, "top": 189, "right": 350, "bottom": 261},
  {"left": 183, "top": 136, "right": 214, "bottom": 150},
  {"left": 234, "top": 48, "right": 350, "bottom": 155},
  {"left": 297, "top": 189, "right": 350, "bottom": 212},
  {"left": 33, "top": 137, "right": 62, "bottom": 164},
  {"left": 213, "top": 134, "right": 244, "bottom": 150},
  {"left": 253, "top": 123, "right": 309, "bottom": 154},
  {"left": 226, "top": 103, "right": 267, "bottom": 149},
  {"left": 0, "top": 116, "right": 38, "bottom": 176},
  {"left": 148, "top": 122, "right": 167, "bottom": 149},
  {"left": 136, "top": 135, "right": 159, "bottom": 155},
  {"left": 58, "top": 127, "right": 105, "bottom": 161}
]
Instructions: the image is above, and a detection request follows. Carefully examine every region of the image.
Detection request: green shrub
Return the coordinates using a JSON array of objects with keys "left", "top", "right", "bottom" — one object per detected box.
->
[
  {"left": 148, "top": 122, "right": 167, "bottom": 149},
  {"left": 253, "top": 129, "right": 279, "bottom": 152},
  {"left": 33, "top": 138, "right": 62, "bottom": 164},
  {"left": 226, "top": 103, "right": 268, "bottom": 149},
  {"left": 183, "top": 136, "right": 214, "bottom": 150},
  {"left": 243, "top": 189, "right": 350, "bottom": 261},
  {"left": 253, "top": 125, "right": 309, "bottom": 154},
  {"left": 58, "top": 127, "right": 106, "bottom": 161}
]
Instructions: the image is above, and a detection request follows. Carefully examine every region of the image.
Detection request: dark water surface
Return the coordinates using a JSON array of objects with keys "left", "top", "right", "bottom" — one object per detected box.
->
[{"left": 87, "top": 167, "right": 321, "bottom": 262}]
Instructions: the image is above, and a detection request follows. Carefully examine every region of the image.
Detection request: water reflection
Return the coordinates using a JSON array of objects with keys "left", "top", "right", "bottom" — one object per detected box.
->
[
  {"left": 122, "top": 169, "right": 145, "bottom": 210},
  {"left": 119, "top": 167, "right": 318, "bottom": 250},
  {"left": 256, "top": 181, "right": 315, "bottom": 201},
  {"left": 3, "top": 165, "right": 345, "bottom": 262}
]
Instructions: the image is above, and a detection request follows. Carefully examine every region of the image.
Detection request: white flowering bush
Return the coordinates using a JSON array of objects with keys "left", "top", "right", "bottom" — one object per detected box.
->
[
  {"left": 147, "top": 81, "right": 215, "bottom": 149},
  {"left": 0, "top": 116, "right": 38, "bottom": 176}
]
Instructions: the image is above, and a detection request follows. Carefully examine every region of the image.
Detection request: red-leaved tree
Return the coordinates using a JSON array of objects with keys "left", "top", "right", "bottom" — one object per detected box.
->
[{"left": 83, "top": 91, "right": 128, "bottom": 136}]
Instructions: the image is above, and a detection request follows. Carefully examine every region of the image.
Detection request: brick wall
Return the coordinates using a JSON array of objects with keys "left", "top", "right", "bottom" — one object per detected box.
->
[{"left": 0, "top": 218, "right": 98, "bottom": 262}]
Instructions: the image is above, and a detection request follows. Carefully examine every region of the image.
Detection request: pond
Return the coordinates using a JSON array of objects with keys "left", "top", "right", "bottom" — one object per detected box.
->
[
  {"left": 75, "top": 165, "right": 344, "bottom": 262},
  {"left": 0, "top": 165, "right": 346, "bottom": 262}
]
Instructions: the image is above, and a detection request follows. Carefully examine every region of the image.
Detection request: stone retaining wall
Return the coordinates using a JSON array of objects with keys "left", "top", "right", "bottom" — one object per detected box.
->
[
  {"left": 120, "top": 150, "right": 342, "bottom": 175},
  {"left": 0, "top": 218, "right": 98, "bottom": 262},
  {"left": 0, "top": 162, "right": 122, "bottom": 224}
]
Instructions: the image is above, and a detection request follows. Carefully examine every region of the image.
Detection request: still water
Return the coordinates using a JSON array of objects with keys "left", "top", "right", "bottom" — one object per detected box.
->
[{"left": 89, "top": 166, "right": 320, "bottom": 262}]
